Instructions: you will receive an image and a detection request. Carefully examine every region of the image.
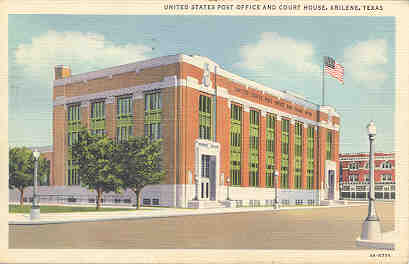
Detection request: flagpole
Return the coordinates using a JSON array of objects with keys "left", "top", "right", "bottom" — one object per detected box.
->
[{"left": 322, "top": 56, "right": 325, "bottom": 106}]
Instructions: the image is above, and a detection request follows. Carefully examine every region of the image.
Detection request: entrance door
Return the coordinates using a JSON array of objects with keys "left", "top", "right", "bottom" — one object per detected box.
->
[
  {"left": 328, "top": 170, "right": 335, "bottom": 200},
  {"left": 201, "top": 155, "right": 210, "bottom": 200},
  {"left": 201, "top": 154, "right": 216, "bottom": 200},
  {"left": 209, "top": 156, "right": 217, "bottom": 200}
]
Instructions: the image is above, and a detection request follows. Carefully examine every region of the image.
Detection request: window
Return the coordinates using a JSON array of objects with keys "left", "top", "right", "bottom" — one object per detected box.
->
[
  {"left": 294, "top": 121, "right": 303, "bottom": 189},
  {"left": 306, "top": 126, "right": 315, "bottom": 189},
  {"left": 67, "top": 159, "right": 79, "bottom": 185},
  {"left": 67, "top": 104, "right": 81, "bottom": 186},
  {"left": 201, "top": 155, "right": 211, "bottom": 178},
  {"left": 349, "top": 175, "right": 358, "bottom": 182},
  {"left": 364, "top": 174, "right": 369, "bottom": 182},
  {"left": 230, "top": 104, "right": 242, "bottom": 186},
  {"left": 326, "top": 130, "right": 333, "bottom": 160},
  {"left": 281, "top": 119, "right": 290, "bottom": 188},
  {"left": 249, "top": 110, "right": 259, "bottom": 187},
  {"left": 296, "top": 200, "right": 303, "bottom": 205},
  {"left": 381, "top": 161, "right": 392, "bottom": 169},
  {"left": 67, "top": 104, "right": 81, "bottom": 146},
  {"left": 199, "top": 95, "right": 212, "bottom": 140},
  {"left": 90, "top": 101, "right": 106, "bottom": 136},
  {"left": 144, "top": 92, "right": 162, "bottom": 140},
  {"left": 265, "top": 114, "right": 276, "bottom": 187},
  {"left": 349, "top": 162, "right": 359, "bottom": 170},
  {"left": 381, "top": 174, "right": 392, "bottom": 182},
  {"left": 145, "top": 92, "right": 161, "bottom": 111},
  {"left": 116, "top": 96, "right": 133, "bottom": 143}
]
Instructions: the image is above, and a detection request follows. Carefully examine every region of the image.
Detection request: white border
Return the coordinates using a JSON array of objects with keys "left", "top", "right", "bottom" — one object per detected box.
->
[{"left": 3, "top": 1, "right": 409, "bottom": 264}]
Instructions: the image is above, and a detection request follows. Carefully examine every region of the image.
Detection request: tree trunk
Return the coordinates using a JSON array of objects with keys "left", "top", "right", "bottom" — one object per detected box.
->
[
  {"left": 96, "top": 187, "right": 103, "bottom": 210},
  {"left": 134, "top": 189, "right": 141, "bottom": 210},
  {"left": 19, "top": 188, "right": 24, "bottom": 207}
]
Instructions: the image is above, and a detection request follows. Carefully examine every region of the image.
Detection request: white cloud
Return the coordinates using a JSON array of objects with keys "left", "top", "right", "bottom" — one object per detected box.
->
[
  {"left": 235, "top": 32, "right": 320, "bottom": 74},
  {"left": 343, "top": 39, "right": 388, "bottom": 82},
  {"left": 15, "top": 30, "right": 152, "bottom": 80}
]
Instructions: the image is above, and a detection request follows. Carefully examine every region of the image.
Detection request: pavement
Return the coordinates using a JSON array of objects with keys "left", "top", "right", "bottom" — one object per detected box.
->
[{"left": 9, "top": 202, "right": 367, "bottom": 225}]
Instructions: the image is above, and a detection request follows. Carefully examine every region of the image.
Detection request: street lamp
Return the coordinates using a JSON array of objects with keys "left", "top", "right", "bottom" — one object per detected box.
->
[
  {"left": 30, "top": 149, "right": 40, "bottom": 220},
  {"left": 360, "top": 121, "right": 382, "bottom": 240},
  {"left": 273, "top": 170, "right": 279, "bottom": 210},
  {"left": 226, "top": 177, "right": 231, "bottom": 200}
]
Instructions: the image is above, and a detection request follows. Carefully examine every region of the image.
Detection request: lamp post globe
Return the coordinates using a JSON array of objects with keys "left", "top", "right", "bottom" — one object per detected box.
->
[
  {"left": 273, "top": 170, "right": 279, "bottom": 210},
  {"left": 30, "top": 149, "right": 41, "bottom": 220},
  {"left": 226, "top": 177, "right": 231, "bottom": 201},
  {"left": 360, "top": 121, "right": 382, "bottom": 241}
]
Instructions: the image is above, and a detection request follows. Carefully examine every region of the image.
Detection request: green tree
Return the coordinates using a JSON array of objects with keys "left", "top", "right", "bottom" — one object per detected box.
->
[
  {"left": 116, "top": 136, "right": 165, "bottom": 209},
  {"left": 38, "top": 158, "right": 50, "bottom": 186},
  {"left": 9, "top": 147, "right": 50, "bottom": 206},
  {"left": 71, "top": 128, "right": 123, "bottom": 210}
]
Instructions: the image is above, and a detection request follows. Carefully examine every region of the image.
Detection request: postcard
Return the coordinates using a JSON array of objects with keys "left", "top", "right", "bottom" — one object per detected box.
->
[{"left": 2, "top": 1, "right": 409, "bottom": 263}]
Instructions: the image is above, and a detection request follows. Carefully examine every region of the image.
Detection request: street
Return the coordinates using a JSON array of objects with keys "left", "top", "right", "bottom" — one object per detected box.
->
[{"left": 9, "top": 202, "right": 394, "bottom": 250}]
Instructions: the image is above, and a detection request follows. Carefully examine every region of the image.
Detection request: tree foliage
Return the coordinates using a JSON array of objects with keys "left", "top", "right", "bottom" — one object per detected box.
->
[
  {"left": 9, "top": 146, "right": 50, "bottom": 206},
  {"left": 116, "top": 136, "right": 165, "bottom": 209},
  {"left": 71, "top": 127, "right": 123, "bottom": 209}
]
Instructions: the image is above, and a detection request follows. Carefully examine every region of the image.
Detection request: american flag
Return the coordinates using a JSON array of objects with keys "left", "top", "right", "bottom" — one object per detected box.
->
[{"left": 324, "top": 56, "right": 344, "bottom": 84}]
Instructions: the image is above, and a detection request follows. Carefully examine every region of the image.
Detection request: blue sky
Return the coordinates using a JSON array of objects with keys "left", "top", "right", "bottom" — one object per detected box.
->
[{"left": 8, "top": 15, "right": 395, "bottom": 153}]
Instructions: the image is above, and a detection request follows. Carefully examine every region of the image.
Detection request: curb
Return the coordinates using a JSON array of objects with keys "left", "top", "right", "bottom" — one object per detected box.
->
[{"left": 9, "top": 204, "right": 366, "bottom": 225}]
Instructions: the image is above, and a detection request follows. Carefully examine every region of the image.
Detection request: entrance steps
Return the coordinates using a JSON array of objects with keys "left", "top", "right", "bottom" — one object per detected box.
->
[{"left": 187, "top": 200, "right": 226, "bottom": 209}]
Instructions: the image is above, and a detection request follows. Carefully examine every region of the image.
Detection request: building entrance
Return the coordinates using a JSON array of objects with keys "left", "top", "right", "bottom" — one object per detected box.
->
[
  {"left": 328, "top": 170, "right": 335, "bottom": 200},
  {"left": 201, "top": 154, "right": 216, "bottom": 200}
]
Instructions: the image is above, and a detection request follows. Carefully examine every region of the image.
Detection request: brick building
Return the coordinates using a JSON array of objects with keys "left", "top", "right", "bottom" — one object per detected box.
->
[
  {"left": 339, "top": 152, "right": 395, "bottom": 200},
  {"left": 52, "top": 54, "right": 341, "bottom": 207}
]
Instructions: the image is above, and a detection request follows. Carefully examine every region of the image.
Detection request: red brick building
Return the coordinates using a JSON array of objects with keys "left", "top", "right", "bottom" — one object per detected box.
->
[
  {"left": 339, "top": 152, "right": 395, "bottom": 200},
  {"left": 52, "top": 54, "right": 341, "bottom": 207}
]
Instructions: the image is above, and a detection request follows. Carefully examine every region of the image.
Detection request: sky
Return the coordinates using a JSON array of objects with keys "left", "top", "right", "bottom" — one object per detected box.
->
[{"left": 8, "top": 15, "right": 395, "bottom": 153}]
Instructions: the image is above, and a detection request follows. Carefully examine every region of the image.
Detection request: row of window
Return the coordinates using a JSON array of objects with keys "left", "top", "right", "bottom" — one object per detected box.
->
[
  {"left": 66, "top": 92, "right": 162, "bottom": 185},
  {"left": 67, "top": 93, "right": 159, "bottom": 120},
  {"left": 348, "top": 174, "right": 393, "bottom": 182},
  {"left": 227, "top": 101, "right": 318, "bottom": 190},
  {"left": 347, "top": 161, "right": 393, "bottom": 170}
]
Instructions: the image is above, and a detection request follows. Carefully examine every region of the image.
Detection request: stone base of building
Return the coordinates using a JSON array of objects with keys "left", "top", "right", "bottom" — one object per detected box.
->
[
  {"left": 187, "top": 200, "right": 225, "bottom": 209},
  {"left": 141, "top": 184, "right": 325, "bottom": 208},
  {"left": 9, "top": 185, "right": 337, "bottom": 209},
  {"left": 320, "top": 199, "right": 348, "bottom": 206}
]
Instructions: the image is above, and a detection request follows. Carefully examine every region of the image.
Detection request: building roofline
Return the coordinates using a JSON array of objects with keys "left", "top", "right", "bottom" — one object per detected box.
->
[{"left": 53, "top": 53, "right": 335, "bottom": 112}]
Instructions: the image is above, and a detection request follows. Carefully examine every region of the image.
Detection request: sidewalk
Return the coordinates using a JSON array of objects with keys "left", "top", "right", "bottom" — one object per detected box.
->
[{"left": 9, "top": 203, "right": 366, "bottom": 225}]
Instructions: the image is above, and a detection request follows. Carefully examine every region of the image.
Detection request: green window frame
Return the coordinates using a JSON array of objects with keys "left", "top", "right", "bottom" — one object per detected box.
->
[
  {"left": 326, "top": 130, "right": 333, "bottom": 160},
  {"left": 144, "top": 92, "right": 162, "bottom": 140},
  {"left": 281, "top": 118, "right": 290, "bottom": 188},
  {"left": 90, "top": 101, "right": 106, "bottom": 136},
  {"left": 230, "top": 104, "right": 242, "bottom": 186},
  {"left": 67, "top": 103, "right": 81, "bottom": 186},
  {"left": 67, "top": 159, "right": 79, "bottom": 186},
  {"left": 199, "top": 95, "right": 212, "bottom": 140},
  {"left": 307, "top": 126, "right": 315, "bottom": 189},
  {"left": 294, "top": 121, "right": 303, "bottom": 189},
  {"left": 67, "top": 104, "right": 81, "bottom": 146},
  {"left": 116, "top": 96, "right": 133, "bottom": 143},
  {"left": 249, "top": 110, "right": 259, "bottom": 187},
  {"left": 265, "top": 114, "right": 276, "bottom": 187}
]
